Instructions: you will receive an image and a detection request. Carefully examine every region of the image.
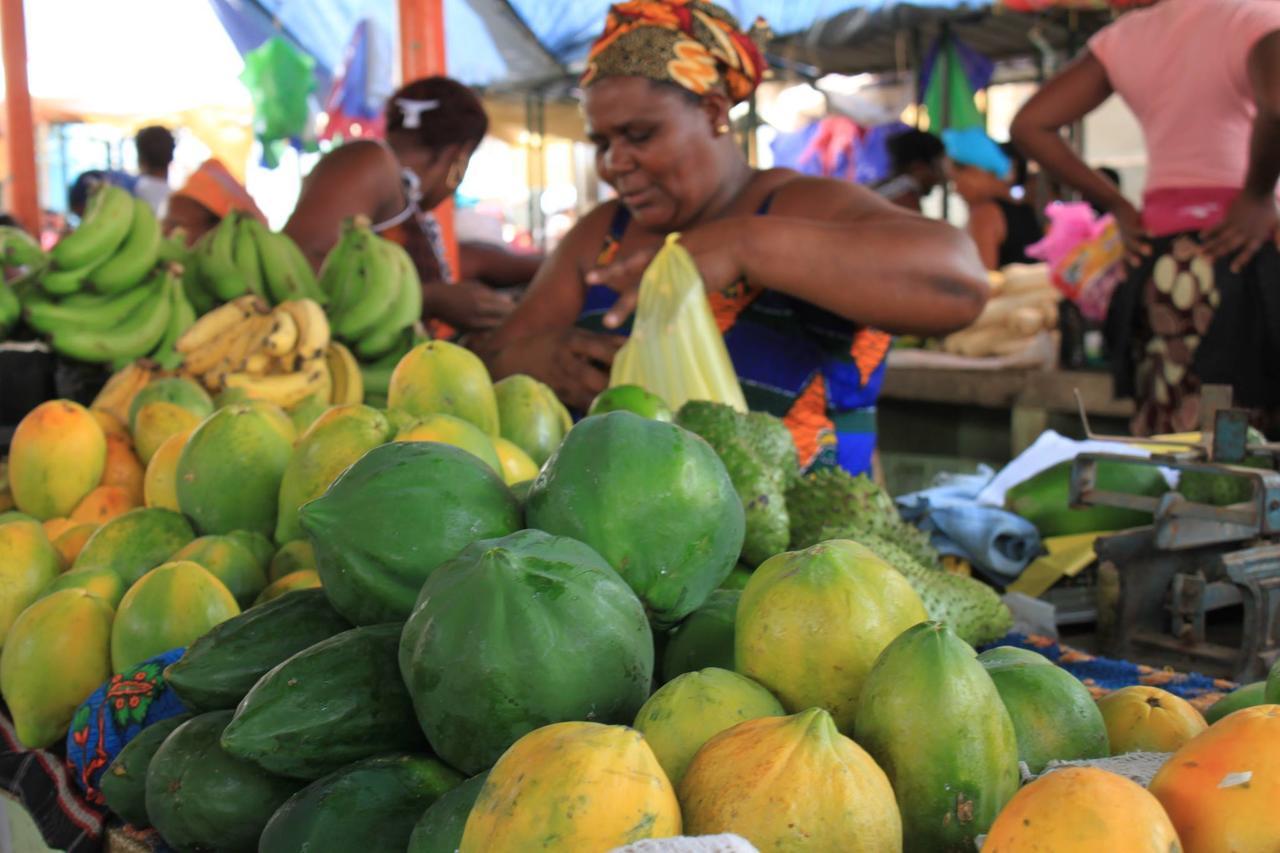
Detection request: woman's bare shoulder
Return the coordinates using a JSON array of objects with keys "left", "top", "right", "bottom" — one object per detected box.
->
[{"left": 306, "top": 139, "right": 398, "bottom": 183}]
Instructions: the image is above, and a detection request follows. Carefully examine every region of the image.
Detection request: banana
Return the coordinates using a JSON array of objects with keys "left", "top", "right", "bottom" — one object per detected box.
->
[
  {"left": 275, "top": 230, "right": 327, "bottom": 304},
  {"left": 318, "top": 220, "right": 366, "bottom": 315},
  {"left": 40, "top": 256, "right": 100, "bottom": 296},
  {"left": 264, "top": 309, "right": 299, "bottom": 356},
  {"left": 25, "top": 273, "right": 162, "bottom": 335},
  {"left": 51, "top": 183, "right": 135, "bottom": 270},
  {"left": 51, "top": 271, "right": 174, "bottom": 363},
  {"left": 278, "top": 298, "right": 330, "bottom": 361},
  {"left": 150, "top": 266, "right": 197, "bottom": 370},
  {"left": 90, "top": 361, "right": 155, "bottom": 423},
  {"left": 182, "top": 306, "right": 272, "bottom": 380},
  {"left": 158, "top": 227, "right": 189, "bottom": 264},
  {"left": 175, "top": 296, "right": 258, "bottom": 357},
  {"left": 89, "top": 195, "right": 161, "bottom": 293},
  {"left": 354, "top": 239, "right": 423, "bottom": 360},
  {"left": 197, "top": 213, "right": 247, "bottom": 301},
  {"left": 244, "top": 352, "right": 271, "bottom": 375},
  {"left": 233, "top": 214, "right": 267, "bottom": 299},
  {"left": 325, "top": 341, "right": 364, "bottom": 405},
  {"left": 332, "top": 231, "right": 398, "bottom": 341},
  {"left": 0, "top": 279, "right": 20, "bottom": 337},
  {"left": 247, "top": 219, "right": 301, "bottom": 305},
  {"left": 0, "top": 226, "right": 49, "bottom": 287},
  {"left": 224, "top": 361, "right": 328, "bottom": 408},
  {"left": 182, "top": 260, "right": 216, "bottom": 315}
]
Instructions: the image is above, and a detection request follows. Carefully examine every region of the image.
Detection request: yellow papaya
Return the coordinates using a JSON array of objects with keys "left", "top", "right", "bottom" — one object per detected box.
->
[
  {"left": 111, "top": 560, "right": 240, "bottom": 672},
  {"left": 170, "top": 535, "right": 268, "bottom": 608},
  {"left": 0, "top": 589, "right": 114, "bottom": 748},
  {"left": 39, "top": 565, "right": 124, "bottom": 609},
  {"left": 268, "top": 540, "right": 316, "bottom": 583},
  {"left": 71, "top": 485, "right": 138, "bottom": 526},
  {"left": 42, "top": 517, "right": 76, "bottom": 541},
  {"left": 396, "top": 414, "right": 501, "bottom": 473},
  {"left": 91, "top": 409, "right": 130, "bottom": 440},
  {"left": 1096, "top": 685, "right": 1207, "bottom": 754},
  {"left": 9, "top": 400, "right": 107, "bottom": 520},
  {"left": 492, "top": 436, "right": 540, "bottom": 485},
  {"left": 52, "top": 523, "right": 99, "bottom": 568},
  {"left": 100, "top": 433, "right": 145, "bottom": 506},
  {"left": 633, "top": 667, "right": 784, "bottom": 786},
  {"left": 133, "top": 401, "right": 202, "bottom": 465},
  {"left": 460, "top": 722, "right": 680, "bottom": 851},
  {"left": 983, "top": 766, "right": 1180, "bottom": 852},
  {"left": 252, "top": 569, "right": 321, "bottom": 606},
  {"left": 142, "top": 427, "right": 193, "bottom": 511},
  {"left": 0, "top": 520, "right": 62, "bottom": 648},
  {"left": 494, "top": 374, "right": 571, "bottom": 466},
  {"left": 72, "top": 507, "right": 195, "bottom": 587},
  {"left": 736, "top": 540, "right": 927, "bottom": 730},
  {"left": 274, "top": 404, "right": 392, "bottom": 544},
  {"left": 680, "top": 708, "right": 902, "bottom": 852},
  {"left": 389, "top": 340, "right": 500, "bottom": 435}
]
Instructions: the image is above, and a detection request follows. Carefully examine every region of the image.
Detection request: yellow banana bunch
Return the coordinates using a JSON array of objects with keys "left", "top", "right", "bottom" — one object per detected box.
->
[
  {"left": 176, "top": 297, "right": 342, "bottom": 407},
  {"left": 90, "top": 361, "right": 157, "bottom": 425}
]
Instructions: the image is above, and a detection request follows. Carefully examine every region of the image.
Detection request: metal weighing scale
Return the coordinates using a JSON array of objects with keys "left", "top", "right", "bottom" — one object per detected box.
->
[{"left": 1068, "top": 385, "right": 1280, "bottom": 682}]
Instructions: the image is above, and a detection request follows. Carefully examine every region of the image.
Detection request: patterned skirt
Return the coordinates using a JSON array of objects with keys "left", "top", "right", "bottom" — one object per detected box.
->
[{"left": 1105, "top": 235, "right": 1280, "bottom": 436}]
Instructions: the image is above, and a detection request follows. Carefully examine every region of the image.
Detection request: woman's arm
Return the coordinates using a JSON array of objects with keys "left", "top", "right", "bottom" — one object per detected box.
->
[
  {"left": 1010, "top": 52, "right": 1148, "bottom": 263},
  {"left": 967, "top": 201, "right": 1006, "bottom": 272},
  {"left": 283, "top": 141, "right": 402, "bottom": 271},
  {"left": 1202, "top": 30, "right": 1280, "bottom": 270},
  {"left": 590, "top": 178, "right": 990, "bottom": 337}
]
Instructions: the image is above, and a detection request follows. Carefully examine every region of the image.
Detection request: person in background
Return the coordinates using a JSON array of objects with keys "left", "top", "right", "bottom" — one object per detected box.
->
[
  {"left": 1012, "top": 0, "right": 1280, "bottom": 435},
  {"left": 134, "top": 126, "right": 175, "bottom": 215},
  {"left": 475, "top": 0, "right": 988, "bottom": 477},
  {"left": 285, "top": 77, "right": 515, "bottom": 334},
  {"left": 162, "top": 159, "right": 267, "bottom": 246},
  {"left": 949, "top": 131, "right": 1044, "bottom": 270},
  {"left": 876, "top": 129, "right": 947, "bottom": 212},
  {"left": 67, "top": 170, "right": 137, "bottom": 221}
]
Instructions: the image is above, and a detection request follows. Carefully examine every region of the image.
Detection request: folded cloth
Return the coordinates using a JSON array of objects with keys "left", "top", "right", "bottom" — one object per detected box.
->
[
  {"left": 898, "top": 467, "right": 1043, "bottom": 582},
  {"left": 610, "top": 836, "right": 759, "bottom": 853}
]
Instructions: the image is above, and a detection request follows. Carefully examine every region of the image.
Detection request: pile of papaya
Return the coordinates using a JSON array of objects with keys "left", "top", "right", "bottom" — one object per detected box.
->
[{"left": 0, "top": 335, "right": 1277, "bottom": 853}]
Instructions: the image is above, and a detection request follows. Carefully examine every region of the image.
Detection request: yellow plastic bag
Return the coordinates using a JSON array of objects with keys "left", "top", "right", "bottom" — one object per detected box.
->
[{"left": 609, "top": 233, "right": 747, "bottom": 413}]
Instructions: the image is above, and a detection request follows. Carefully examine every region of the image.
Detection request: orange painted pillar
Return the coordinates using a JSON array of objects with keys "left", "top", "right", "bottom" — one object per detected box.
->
[
  {"left": 398, "top": 0, "right": 459, "bottom": 279},
  {"left": 1, "top": 0, "right": 39, "bottom": 236}
]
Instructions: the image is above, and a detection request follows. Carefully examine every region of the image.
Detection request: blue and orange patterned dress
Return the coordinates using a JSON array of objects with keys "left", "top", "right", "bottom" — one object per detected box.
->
[{"left": 577, "top": 199, "right": 892, "bottom": 476}]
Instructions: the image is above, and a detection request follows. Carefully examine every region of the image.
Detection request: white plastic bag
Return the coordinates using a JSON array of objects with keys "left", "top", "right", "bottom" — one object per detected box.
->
[{"left": 609, "top": 233, "right": 747, "bottom": 413}]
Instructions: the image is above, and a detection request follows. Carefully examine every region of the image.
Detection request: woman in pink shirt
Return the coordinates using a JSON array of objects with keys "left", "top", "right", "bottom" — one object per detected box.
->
[{"left": 1012, "top": 0, "right": 1280, "bottom": 435}]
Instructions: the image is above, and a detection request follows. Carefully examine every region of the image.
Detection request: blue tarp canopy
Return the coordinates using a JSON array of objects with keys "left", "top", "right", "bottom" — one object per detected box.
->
[{"left": 211, "top": 1, "right": 1108, "bottom": 91}]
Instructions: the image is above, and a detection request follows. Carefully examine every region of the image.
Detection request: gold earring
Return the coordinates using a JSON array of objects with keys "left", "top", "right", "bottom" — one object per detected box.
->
[
  {"left": 446, "top": 160, "right": 465, "bottom": 189},
  {"left": 716, "top": 123, "right": 731, "bottom": 135}
]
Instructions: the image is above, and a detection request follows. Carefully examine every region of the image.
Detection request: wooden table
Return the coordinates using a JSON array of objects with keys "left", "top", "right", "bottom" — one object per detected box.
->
[{"left": 879, "top": 366, "right": 1135, "bottom": 458}]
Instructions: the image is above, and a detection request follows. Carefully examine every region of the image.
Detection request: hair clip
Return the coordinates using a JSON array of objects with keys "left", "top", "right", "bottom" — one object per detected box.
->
[{"left": 398, "top": 98, "right": 441, "bottom": 129}]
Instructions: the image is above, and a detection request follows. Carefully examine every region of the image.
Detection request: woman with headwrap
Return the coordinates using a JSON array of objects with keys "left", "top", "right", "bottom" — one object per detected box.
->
[
  {"left": 476, "top": 0, "right": 988, "bottom": 476},
  {"left": 1012, "top": 0, "right": 1280, "bottom": 435},
  {"left": 163, "top": 159, "right": 268, "bottom": 246},
  {"left": 284, "top": 77, "right": 515, "bottom": 333}
]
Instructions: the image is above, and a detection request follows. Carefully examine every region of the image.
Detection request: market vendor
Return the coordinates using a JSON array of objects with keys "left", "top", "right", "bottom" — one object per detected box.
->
[
  {"left": 162, "top": 159, "right": 267, "bottom": 245},
  {"left": 1011, "top": 0, "right": 1280, "bottom": 435},
  {"left": 474, "top": 0, "right": 988, "bottom": 476},
  {"left": 284, "top": 77, "right": 515, "bottom": 333},
  {"left": 949, "top": 130, "right": 1044, "bottom": 271}
]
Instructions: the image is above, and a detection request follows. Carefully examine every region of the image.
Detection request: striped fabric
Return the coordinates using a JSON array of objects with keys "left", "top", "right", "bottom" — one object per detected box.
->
[{"left": 579, "top": 202, "right": 891, "bottom": 475}]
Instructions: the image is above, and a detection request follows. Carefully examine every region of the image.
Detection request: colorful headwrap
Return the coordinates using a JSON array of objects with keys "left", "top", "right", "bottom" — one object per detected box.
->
[
  {"left": 582, "top": 1, "right": 766, "bottom": 103},
  {"left": 172, "top": 159, "right": 267, "bottom": 224}
]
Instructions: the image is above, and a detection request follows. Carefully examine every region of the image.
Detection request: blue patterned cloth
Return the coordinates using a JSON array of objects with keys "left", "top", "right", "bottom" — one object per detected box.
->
[{"left": 65, "top": 648, "right": 189, "bottom": 806}]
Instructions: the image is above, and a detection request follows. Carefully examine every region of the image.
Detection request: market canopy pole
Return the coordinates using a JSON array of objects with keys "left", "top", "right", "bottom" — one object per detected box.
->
[
  {"left": 398, "top": 0, "right": 459, "bottom": 280},
  {"left": 1, "top": 0, "right": 38, "bottom": 235}
]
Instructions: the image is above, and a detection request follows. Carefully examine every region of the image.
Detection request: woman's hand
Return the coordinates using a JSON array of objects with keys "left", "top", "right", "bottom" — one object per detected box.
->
[
  {"left": 584, "top": 219, "right": 746, "bottom": 329},
  {"left": 1110, "top": 199, "right": 1152, "bottom": 268},
  {"left": 1201, "top": 190, "right": 1279, "bottom": 273},
  {"left": 423, "top": 280, "right": 516, "bottom": 331},
  {"left": 491, "top": 327, "right": 626, "bottom": 411}
]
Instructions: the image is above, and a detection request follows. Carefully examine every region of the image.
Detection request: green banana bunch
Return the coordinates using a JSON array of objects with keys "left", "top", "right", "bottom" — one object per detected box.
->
[
  {"left": 48, "top": 266, "right": 174, "bottom": 363},
  {"left": 0, "top": 226, "right": 48, "bottom": 286},
  {"left": 51, "top": 183, "right": 134, "bottom": 271},
  {"left": 245, "top": 218, "right": 327, "bottom": 306},
  {"left": 24, "top": 277, "right": 161, "bottom": 335},
  {"left": 183, "top": 258, "right": 215, "bottom": 315},
  {"left": 149, "top": 265, "right": 197, "bottom": 369},
  {"left": 354, "top": 239, "right": 424, "bottom": 360},
  {"left": 233, "top": 213, "right": 267, "bottom": 299},
  {"left": 40, "top": 254, "right": 102, "bottom": 296},
  {"left": 158, "top": 227, "right": 190, "bottom": 265},
  {"left": 0, "top": 278, "right": 20, "bottom": 338},
  {"left": 318, "top": 218, "right": 368, "bottom": 316},
  {"left": 89, "top": 195, "right": 161, "bottom": 293},
  {"left": 193, "top": 212, "right": 246, "bottom": 301},
  {"left": 326, "top": 219, "right": 402, "bottom": 341}
]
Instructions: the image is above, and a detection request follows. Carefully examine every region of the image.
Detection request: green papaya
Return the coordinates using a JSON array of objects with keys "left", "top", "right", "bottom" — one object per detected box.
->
[
  {"left": 221, "top": 624, "right": 427, "bottom": 779},
  {"left": 300, "top": 441, "right": 520, "bottom": 625},
  {"left": 399, "top": 529, "right": 654, "bottom": 775},
  {"left": 493, "top": 374, "right": 570, "bottom": 466},
  {"left": 169, "top": 534, "right": 267, "bottom": 608},
  {"left": 661, "top": 589, "right": 738, "bottom": 682},
  {"left": 1205, "top": 681, "right": 1268, "bottom": 724},
  {"left": 525, "top": 411, "right": 744, "bottom": 627},
  {"left": 258, "top": 754, "right": 463, "bottom": 853},
  {"left": 163, "top": 589, "right": 350, "bottom": 712},
  {"left": 1268, "top": 658, "right": 1280, "bottom": 704},
  {"left": 1004, "top": 459, "right": 1167, "bottom": 537},
  {"left": 719, "top": 566, "right": 752, "bottom": 590},
  {"left": 977, "top": 645, "right": 1109, "bottom": 774},
  {"left": 854, "top": 622, "right": 1020, "bottom": 853},
  {"left": 144, "top": 711, "right": 303, "bottom": 853},
  {"left": 72, "top": 508, "right": 194, "bottom": 586},
  {"left": 100, "top": 713, "right": 193, "bottom": 828},
  {"left": 406, "top": 771, "right": 489, "bottom": 853}
]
